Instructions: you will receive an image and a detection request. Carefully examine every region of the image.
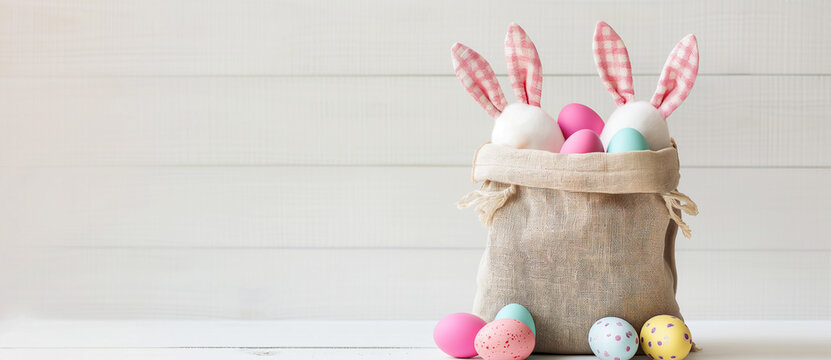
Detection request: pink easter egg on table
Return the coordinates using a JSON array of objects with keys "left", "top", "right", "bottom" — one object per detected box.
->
[
  {"left": 474, "top": 318, "right": 535, "bottom": 360},
  {"left": 557, "top": 103, "right": 604, "bottom": 139},
  {"left": 558, "top": 129, "right": 605, "bottom": 154},
  {"left": 433, "top": 313, "right": 487, "bottom": 358}
]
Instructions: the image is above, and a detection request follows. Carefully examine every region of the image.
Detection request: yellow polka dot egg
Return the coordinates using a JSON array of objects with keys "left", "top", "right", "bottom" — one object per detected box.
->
[{"left": 640, "top": 315, "right": 692, "bottom": 360}]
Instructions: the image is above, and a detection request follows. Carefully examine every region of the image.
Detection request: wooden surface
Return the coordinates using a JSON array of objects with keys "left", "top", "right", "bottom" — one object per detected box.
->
[
  {"left": 0, "top": 320, "right": 828, "bottom": 359},
  {"left": 0, "top": 0, "right": 829, "bottom": 321}
]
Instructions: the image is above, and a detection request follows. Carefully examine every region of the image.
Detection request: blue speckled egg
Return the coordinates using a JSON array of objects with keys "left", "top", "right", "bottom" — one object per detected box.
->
[
  {"left": 588, "top": 317, "right": 638, "bottom": 360},
  {"left": 494, "top": 303, "right": 536, "bottom": 335}
]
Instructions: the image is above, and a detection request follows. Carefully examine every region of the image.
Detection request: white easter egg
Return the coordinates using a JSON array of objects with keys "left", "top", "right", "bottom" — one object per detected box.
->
[
  {"left": 599, "top": 101, "right": 671, "bottom": 151},
  {"left": 492, "top": 103, "right": 565, "bottom": 153}
]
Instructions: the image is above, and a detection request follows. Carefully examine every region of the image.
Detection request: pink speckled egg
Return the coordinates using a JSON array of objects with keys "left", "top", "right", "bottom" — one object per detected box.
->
[
  {"left": 558, "top": 129, "right": 605, "bottom": 154},
  {"left": 557, "top": 103, "right": 604, "bottom": 139},
  {"left": 474, "top": 319, "right": 535, "bottom": 360},
  {"left": 433, "top": 313, "right": 486, "bottom": 358}
]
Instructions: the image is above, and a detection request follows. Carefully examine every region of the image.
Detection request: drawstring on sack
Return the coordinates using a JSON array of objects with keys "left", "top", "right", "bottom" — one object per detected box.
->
[
  {"left": 457, "top": 180, "right": 516, "bottom": 226},
  {"left": 661, "top": 190, "right": 699, "bottom": 238},
  {"left": 459, "top": 182, "right": 699, "bottom": 238}
]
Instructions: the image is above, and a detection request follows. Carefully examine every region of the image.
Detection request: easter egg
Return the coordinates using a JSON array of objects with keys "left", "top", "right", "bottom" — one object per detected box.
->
[
  {"left": 492, "top": 103, "right": 565, "bottom": 153},
  {"left": 557, "top": 103, "right": 605, "bottom": 139},
  {"left": 474, "top": 319, "right": 535, "bottom": 360},
  {"left": 606, "top": 128, "right": 650, "bottom": 153},
  {"left": 640, "top": 315, "right": 692, "bottom": 360},
  {"left": 433, "top": 313, "right": 486, "bottom": 358},
  {"left": 599, "top": 101, "right": 671, "bottom": 151},
  {"left": 588, "top": 317, "right": 638, "bottom": 360},
  {"left": 494, "top": 303, "right": 535, "bottom": 335},
  {"left": 559, "top": 129, "right": 605, "bottom": 154}
]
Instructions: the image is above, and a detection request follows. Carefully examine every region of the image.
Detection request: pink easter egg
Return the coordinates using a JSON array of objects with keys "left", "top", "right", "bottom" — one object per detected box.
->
[
  {"left": 557, "top": 103, "right": 604, "bottom": 139},
  {"left": 558, "top": 129, "right": 605, "bottom": 154},
  {"left": 474, "top": 318, "right": 535, "bottom": 360},
  {"left": 433, "top": 313, "right": 487, "bottom": 358}
]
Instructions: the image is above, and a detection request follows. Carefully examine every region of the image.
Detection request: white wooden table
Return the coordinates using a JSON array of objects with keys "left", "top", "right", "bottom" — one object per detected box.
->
[{"left": 0, "top": 320, "right": 828, "bottom": 359}]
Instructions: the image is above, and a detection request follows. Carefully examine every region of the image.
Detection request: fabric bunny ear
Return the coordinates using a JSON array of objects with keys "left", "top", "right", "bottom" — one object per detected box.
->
[
  {"left": 504, "top": 23, "right": 543, "bottom": 107},
  {"left": 593, "top": 21, "right": 634, "bottom": 106},
  {"left": 451, "top": 42, "right": 508, "bottom": 118},
  {"left": 650, "top": 34, "right": 699, "bottom": 118}
]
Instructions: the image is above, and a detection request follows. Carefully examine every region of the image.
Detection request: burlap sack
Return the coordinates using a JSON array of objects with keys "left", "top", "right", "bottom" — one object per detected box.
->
[{"left": 458, "top": 142, "right": 698, "bottom": 354}]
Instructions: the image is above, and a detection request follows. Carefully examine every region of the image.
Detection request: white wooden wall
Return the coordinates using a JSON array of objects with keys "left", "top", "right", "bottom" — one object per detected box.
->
[{"left": 0, "top": 0, "right": 828, "bottom": 320}]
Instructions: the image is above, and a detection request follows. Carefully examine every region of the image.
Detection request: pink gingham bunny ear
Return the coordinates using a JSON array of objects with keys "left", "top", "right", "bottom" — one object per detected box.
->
[
  {"left": 451, "top": 43, "right": 508, "bottom": 118},
  {"left": 593, "top": 21, "right": 634, "bottom": 106},
  {"left": 504, "top": 23, "right": 543, "bottom": 106},
  {"left": 650, "top": 34, "right": 699, "bottom": 118}
]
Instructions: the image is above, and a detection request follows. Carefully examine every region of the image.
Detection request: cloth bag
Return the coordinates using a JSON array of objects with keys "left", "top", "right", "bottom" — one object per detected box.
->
[{"left": 459, "top": 142, "right": 698, "bottom": 354}]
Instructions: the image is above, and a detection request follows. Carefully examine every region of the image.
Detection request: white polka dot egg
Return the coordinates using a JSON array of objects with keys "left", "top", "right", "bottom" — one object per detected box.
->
[{"left": 588, "top": 317, "right": 638, "bottom": 360}]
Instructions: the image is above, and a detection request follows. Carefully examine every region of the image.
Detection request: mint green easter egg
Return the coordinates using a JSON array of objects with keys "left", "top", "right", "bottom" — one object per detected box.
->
[
  {"left": 607, "top": 128, "right": 650, "bottom": 153},
  {"left": 494, "top": 303, "right": 535, "bottom": 335}
]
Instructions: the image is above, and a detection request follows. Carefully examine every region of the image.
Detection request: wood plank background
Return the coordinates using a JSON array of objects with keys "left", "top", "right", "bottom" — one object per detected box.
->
[
  {"left": 0, "top": 0, "right": 828, "bottom": 320},
  {"left": 0, "top": 76, "right": 828, "bottom": 167}
]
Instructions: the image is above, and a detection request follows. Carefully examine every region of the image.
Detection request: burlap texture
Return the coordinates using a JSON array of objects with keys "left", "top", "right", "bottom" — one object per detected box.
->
[{"left": 465, "top": 143, "right": 691, "bottom": 354}]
